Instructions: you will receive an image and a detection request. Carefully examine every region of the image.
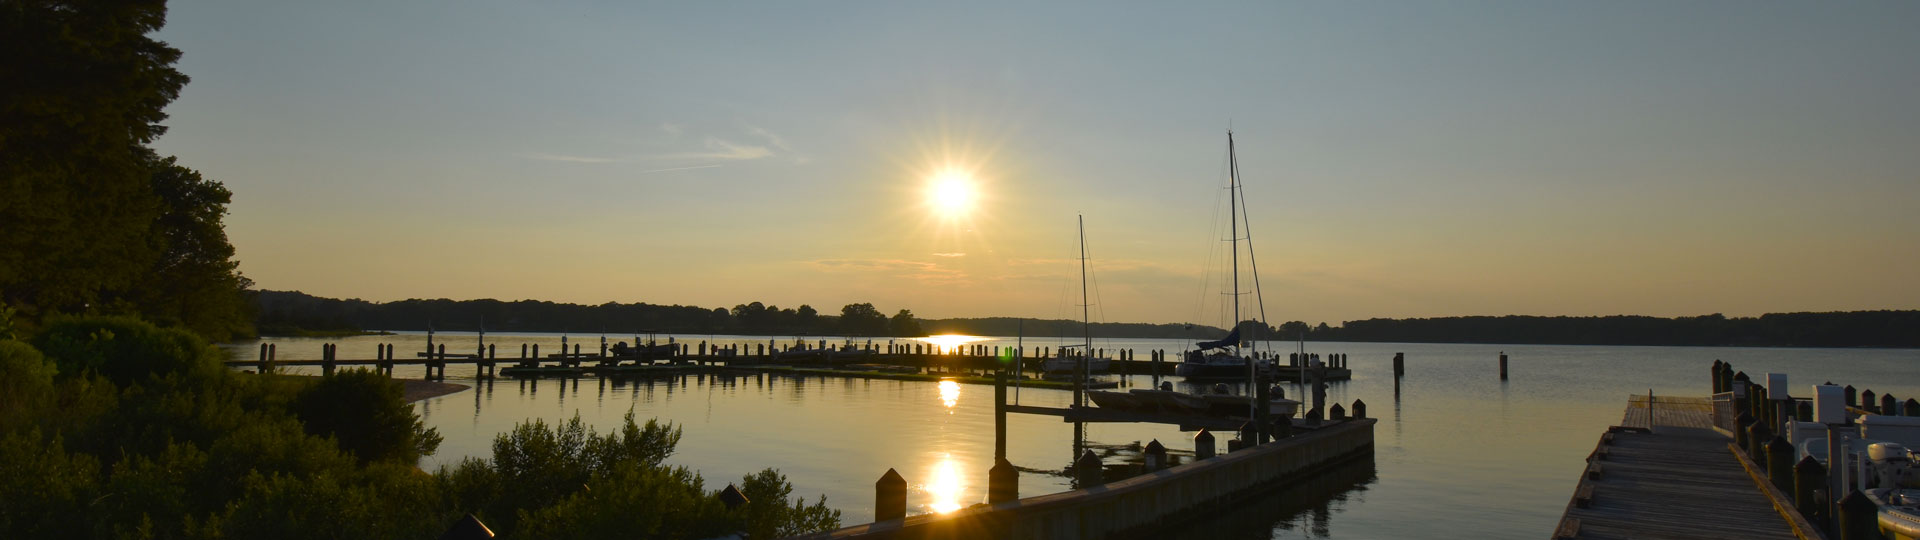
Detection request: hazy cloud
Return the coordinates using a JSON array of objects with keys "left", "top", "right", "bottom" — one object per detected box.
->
[
  {"left": 931, "top": 252, "right": 966, "bottom": 258},
  {"left": 809, "top": 258, "right": 968, "bottom": 284},
  {"left": 520, "top": 152, "right": 623, "bottom": 163}
]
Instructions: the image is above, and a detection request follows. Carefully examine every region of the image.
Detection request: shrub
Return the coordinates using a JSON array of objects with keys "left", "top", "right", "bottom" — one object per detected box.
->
[
  {"left": 31, "top": 315, "right": 223, "bottom": 387},
  {"left": 291, "top": 369, "right": 442, "bottom": 465}
]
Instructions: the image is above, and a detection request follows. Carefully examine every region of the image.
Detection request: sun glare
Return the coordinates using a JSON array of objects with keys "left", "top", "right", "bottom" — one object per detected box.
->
[{"left": 926, "top": 169, "right": 978, "bottom": 219}]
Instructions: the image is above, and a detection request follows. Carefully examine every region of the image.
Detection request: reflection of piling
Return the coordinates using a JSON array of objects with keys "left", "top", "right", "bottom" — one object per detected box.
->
[{"left": 994, "top": 369, "right": 1007, "bottom": 461}]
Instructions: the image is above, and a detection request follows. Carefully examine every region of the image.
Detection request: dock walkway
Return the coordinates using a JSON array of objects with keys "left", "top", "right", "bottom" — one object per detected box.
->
[{"left": 1555, "top": 395, "right": 1800, "bottom": 540}]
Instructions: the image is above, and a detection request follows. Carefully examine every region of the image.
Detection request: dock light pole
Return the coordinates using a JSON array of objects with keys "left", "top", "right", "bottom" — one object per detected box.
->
[{"left": 1814, "top": 383, "right": 1847, "bottom": 533}]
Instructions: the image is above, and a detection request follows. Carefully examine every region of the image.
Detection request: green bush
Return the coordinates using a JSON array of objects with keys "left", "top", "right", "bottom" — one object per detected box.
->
[
  {"left": 0, "top": 340, "right": 56, "bottom": 433},
  {"left": 32, "top": 315, "right": 223, "bottom": 387},
  {"left": 291, "top": 369, "right": 442, "bottom": 465}
]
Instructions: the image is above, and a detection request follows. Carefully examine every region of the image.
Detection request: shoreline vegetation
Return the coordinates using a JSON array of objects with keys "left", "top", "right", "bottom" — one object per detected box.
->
[{"left": 257, "top": 290, "right": 1920, "bottom": 349}]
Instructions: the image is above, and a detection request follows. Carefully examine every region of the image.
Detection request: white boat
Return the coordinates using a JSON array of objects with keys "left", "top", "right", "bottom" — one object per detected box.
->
[
  {"left": 1042, "top": 350, "right": 1111, "bottom": 375},
  {"left": 1176, "top": 132, "right": 1277, "bottom": 383}
]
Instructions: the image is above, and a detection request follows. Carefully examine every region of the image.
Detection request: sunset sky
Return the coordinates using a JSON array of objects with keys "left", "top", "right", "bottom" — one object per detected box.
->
[{"left": 150, "top": 2, "right": 1920, "bottom": 326}]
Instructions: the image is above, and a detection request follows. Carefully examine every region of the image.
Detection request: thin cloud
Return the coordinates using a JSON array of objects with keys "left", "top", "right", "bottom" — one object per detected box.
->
[
  {"left": 931, "top": 252, "right": 967, "bottom": 258},
  {"left": 520, "top": 152, "right": 623, "bottom": 163},
  {"left": 749, "top": 126, "right": 810, "bottom": 164},
  {"left": 660, "top": 123, "right": 683, "bottom": 138},
  {"left": 809, "top": 258, "right": 969, "bottom": 284},
  {"left": 659, "top": 137, "right": 773, "bottom": 161},
  {"left": 639, "top": 164, "right": 723, "bottom": 174}
]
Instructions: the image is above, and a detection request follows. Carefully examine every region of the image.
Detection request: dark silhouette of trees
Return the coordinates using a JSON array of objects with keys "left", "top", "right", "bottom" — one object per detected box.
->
[
  {"left": 1290, "top": 311, "right": 1920, "bottom": 348},
  {"left": 889, "top": 309, "right": 923, "bottom": 337},
  {"left": 838, "top": 303, "right": 887, "bottom": 336},
  {"left": 0, "top": 1, "right": 251, "bottom": 340}
]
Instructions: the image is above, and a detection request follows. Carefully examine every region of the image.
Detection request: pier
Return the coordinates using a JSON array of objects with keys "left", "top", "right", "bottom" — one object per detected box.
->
[
  {"left": 225, "top": 340, "right": 1353, "bottom": 383},
  {"left": 1556, "top": 395, "right": 1802, "bottom": 540}
]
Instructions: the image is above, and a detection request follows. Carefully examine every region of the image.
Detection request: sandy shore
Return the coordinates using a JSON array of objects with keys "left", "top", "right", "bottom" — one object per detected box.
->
[{"left": 401, "top": 380, "right": 471, "bottom": 403}]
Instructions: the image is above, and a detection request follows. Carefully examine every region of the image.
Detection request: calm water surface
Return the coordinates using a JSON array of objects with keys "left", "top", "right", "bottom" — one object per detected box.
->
[{"left": 225, "top": 334, "right": 1920, "bottom": 538}]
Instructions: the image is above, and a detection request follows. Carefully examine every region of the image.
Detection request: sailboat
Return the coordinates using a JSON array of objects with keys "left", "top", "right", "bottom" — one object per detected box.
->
[
  {"left": 1043, "top": 216, "right": 1112, "bottom": 378},
  {"left": 1176, "top": 132, "right": 1277, "bottom": 381}
]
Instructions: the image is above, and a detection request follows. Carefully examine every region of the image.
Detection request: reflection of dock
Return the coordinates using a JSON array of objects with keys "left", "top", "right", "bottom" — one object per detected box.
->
[
  {"left": 1555, "top": 395, "right": 1799, "bottom": 540},
  {"left": 1004, "top": 404, "right": 1262, "bottom": 431}
]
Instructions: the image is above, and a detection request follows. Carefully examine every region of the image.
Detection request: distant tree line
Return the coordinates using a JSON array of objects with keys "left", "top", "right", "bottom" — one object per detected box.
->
[
  {"left": 256, "top": 290, "right": 927, "bottom": 337},
  {"left": 1261, "top": 312, "right": 1920, "bottom": 348},
  {"left": 920, "top": 317, "right": 1228, "bottom": 340}
]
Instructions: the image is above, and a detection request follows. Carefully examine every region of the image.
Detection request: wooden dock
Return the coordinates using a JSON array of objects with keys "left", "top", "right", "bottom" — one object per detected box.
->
[{"left": 1554, "top": 395, "right": 1801, "bottom": 540}]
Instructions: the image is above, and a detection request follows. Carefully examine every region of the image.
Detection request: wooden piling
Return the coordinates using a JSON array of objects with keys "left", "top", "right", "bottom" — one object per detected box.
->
[
  {"left": 1838, "top": 489, "right": 1878, "bottom": 540},
  {"left": 1766, "top": 436, "right": 1793, "bottom": 493},
  {"left": 875, "top": 469, "right": 906, "bottom": 521},
  {"left": 1143, "top": 439, "right": 1167, "bottom": 471},
  {"left": 1862, "top": 389, "right": 1877, "bottom": 413},
  {"left": 1499, "top": 352, "right": 1508, "bottom": 380},
  {"left": 1393, "top": 352, "right": 1404, "bottom": 377},
  {"left": 988, "top": 458, "right": 1018, "bottom": 503},
  {"left": 1794, "top": 455, "right": 1825, "bottom": 524},
  {"left": 1352, "top": 399, "right": 1367, "bottom": 419},
  {"left": 1074, "top": 450, "right": 1103, "bottom": 487},
  {"left": 1881, "top": 394, "right": 1897, "bottom": 416},
  {"left": 1193, "top": 429, "right": 1216, "bottom": 460}
]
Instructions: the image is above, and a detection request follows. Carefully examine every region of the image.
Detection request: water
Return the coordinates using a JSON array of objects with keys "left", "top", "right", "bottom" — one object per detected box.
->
[{"left": 224, "top": 334, "right": 1920, "bottom": 538}]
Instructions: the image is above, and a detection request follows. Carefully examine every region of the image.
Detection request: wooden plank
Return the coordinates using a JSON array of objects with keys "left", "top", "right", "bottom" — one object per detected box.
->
[{"left": 1554, "top": 517, "right": 1580, "bottom": 539}]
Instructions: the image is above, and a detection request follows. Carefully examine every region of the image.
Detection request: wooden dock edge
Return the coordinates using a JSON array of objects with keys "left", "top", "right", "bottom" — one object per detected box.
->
[
  {"left": 790, "top": 418, "right": 1376, "bottom": 540},
  {"left": 1728, "top": 442, "right": 1826, "bottom": 540}
]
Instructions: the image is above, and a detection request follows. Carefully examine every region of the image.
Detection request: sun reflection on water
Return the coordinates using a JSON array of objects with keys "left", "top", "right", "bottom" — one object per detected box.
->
[
  {"left": 937, "top": 379, "right": 960, "bottom": 410},
  {"left": 915, "top": 334, "right": 988, "bottom": 354},
  {"left": 926, "top": 453, "right": 966, "bottom": 514}
]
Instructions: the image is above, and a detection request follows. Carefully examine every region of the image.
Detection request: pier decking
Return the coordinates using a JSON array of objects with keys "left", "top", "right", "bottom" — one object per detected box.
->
[{"left": 1555, "top": 395, "right": 1800, "bottom": 540}]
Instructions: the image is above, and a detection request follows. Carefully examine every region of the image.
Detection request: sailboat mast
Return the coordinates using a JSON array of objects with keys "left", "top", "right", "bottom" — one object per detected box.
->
[
  {"left": 1078, "top": 215, "right": 1092, "bottom": 406},
  {"left": 1228, "top": 132, "right": 1241, "bottom": 355}
]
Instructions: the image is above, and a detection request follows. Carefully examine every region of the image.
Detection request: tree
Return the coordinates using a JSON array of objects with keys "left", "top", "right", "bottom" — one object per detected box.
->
[
  {"left": 0, "top": 1, "right": 186, "bottom": 319},
  {"left": 122, "top": 154, "right": 253, "bottom": 341},
  {"left": 889, "top": 309, "right": 923, "bottom": 337},
  {"left": 291, "top": 369, "right": 443, "bottom": 465},
  {"left": 796, "top": 304, "right": 819, "bottom": 329},
  {"left": 838, "top": 303, "right": 886, "bottom": 336}
]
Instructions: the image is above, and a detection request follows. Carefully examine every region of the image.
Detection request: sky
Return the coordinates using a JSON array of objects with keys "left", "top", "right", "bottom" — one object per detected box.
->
[{"left": 150, "top": 1, "right": 1920, "bottom": 327}]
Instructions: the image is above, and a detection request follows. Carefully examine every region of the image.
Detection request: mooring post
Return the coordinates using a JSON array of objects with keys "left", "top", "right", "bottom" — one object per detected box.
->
[
  {"left": 436, "top": 344, "right": 447, "bottom": 379},
  {"left": 988, "top": 458, "right": 1018, "bottom": 503},
  {"left": 1747, "top": 421, "right": 1772, "bottom": 461},
  {"left": 1844, "top": 385, "right": 1857, "bottom": 408},
  {"left": 1194, "top": 429, "right": 1216, "bottom": 460},
  {"left": 1798, "top": 401, "right": 1814, "bottom": 422},
  {"left": 1352, "top": 399, "right": 1367, "bottom": 419},
  {"left": 322, "top": 343, "right": 335, "bottom": 376},
  {"left": 1331, "top": 403, "right": 1347, "bottom": 421},
  {"left": 257, "top": 343, "right": 268, "bottom": 373},
  {"left": 1393, "top": 352, "right": 1404, "bottom": 377},
  {"left": 994, "top": 368, "right": 1007, "bottom": 461},
  {"left": 1907, "top": 398, "right": 1920, "bottom": 416},
  {"left": 875, "top": 469, "right": 906, "bottom": 521},
  {"left": 1734, "top": 411, "right": 1754, "bottom": 451},
  {"left": 1252, "top": 359, "right": 1269, "bottom": 443},
  {"left": 1712, "top": 360, "right": 1725, "bottom": 393},
  {"left": 1074, "top": 450, "right": 1103, "bottom": 487},
  {"left": 1862, "top": 389, "right": 1877, "bottom": 414},
  {"left": 1767, "top": 436, "right": 1794, "bottom": 492},
  {"left": 1143, "top": 439, "right": 1167, "bottom": 472},
  {"left": 1498, "top": 352, "right": 1508, "bottom": 380},
  {"left": 1882, "top": 394, "right": 1897, "bottom": 417},
  {"left": 1795, "top": 455, "right": 1826, "bottom": 526},
  {"left": 1838, "top": 489, "right": 1878, "bottom": 540}
]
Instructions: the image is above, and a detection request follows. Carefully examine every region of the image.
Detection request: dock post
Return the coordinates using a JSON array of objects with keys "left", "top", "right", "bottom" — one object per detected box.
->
[
  {"left": 875, "top": 469, "right": 906, "bottom": 521},
  {"left": 436, "top": 344, "right": 446, "bottom": 380},
  {"left": 531, "top": 344, "right": 539, "bottom": 367},
  {"left": 257, "top": 343, "right": 268, "bottom": 373},
  {"left": 1143, "top": 439, "right": 1167, "bottom": 471},
  {"left": 1252, "top": 359, "right": 1269, "bottom": 443},
  {"left": 1766, "top": 436, "right": 1794, "bottom": 492},
  {"left": 988, "top": 458, "right": 1018, "bottom": 503},
  {"left": 1838, "top": 489, "right": 1878, "bottom": 540},
  {"left": 1862, "top": 389, "right": 1877, "bottom": 413},
  {"left": 1352, "top": 399, "right": 1367, "bottom": 419},
  {"left": 994, "top": 368, "right": 1007, "bottom": 461},
  {"left": 1746, "top": 421, "right": 1772, "bottom": 461},
  {"left": 1074, "top": 450, "right": 1103, "bottom": 487},
  {"left": 1393, "top": 352, "right": 1404, "bottom": 377},
  {"left": 1331, "top": 403, "right": 1347, "bottom": 420},
  {"left": 1843, "top": 385, "right": 1856, "bottom": 408},
  {"left": 322, "top": 343, "right": 335, "bottom": 376},
  {"left": 1794, "top": 455, "right": 1826, "bottom": 525},
  {"left": 1711, "top": 360, "right": 1724, "bottom": 392},
  {"left": 1881, "top": 394, "right": 1897, "bottom": 416},
  {"left": 1734, "top": 412, "right": 1754, "bottom": 451},
  {"left": 1906, "top": 398, "right": 1919, "bottom": 416},
  {"left": 486, "top": 344, "right": 496, "bottom": 378},
  {"left": 1798, "top": 401, "right": 1814, "bottom": 421},
  {"left": 1498, "top": 352, "right": 1508, "bottom": 380},
  {"left": 1193, "top": 429, "right": 1216, "bottom": 460}
]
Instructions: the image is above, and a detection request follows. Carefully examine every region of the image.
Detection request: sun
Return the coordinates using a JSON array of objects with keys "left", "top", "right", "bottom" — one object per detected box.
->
[{"left": 926, "top": 169, "right": 978, "bottom": 219}]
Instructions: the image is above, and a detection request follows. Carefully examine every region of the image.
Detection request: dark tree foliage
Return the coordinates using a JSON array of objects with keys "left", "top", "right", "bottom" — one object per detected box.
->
[
  {"left": 889, "top": 309, "right": 923, "bottom": 337},
  {"left": 839, "top": 302, "right": 888, "bottom": 336},
  {"left": 0, "top": 0, "right": 252, "bottom": 340},
  {"left": 291, "top": 369, "right": 442, "bottom": 465}
]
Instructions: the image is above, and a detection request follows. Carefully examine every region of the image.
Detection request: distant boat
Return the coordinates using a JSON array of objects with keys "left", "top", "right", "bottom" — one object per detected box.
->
[
  {"left": 1176, "top": 132, "right": 1277, "bottom": 382},
  {"left": 1042, "top": 348, "right": 1110, "bottom": 375},
  {"left": 1050, "top": 216, "right": 1111, "bottom": 381}
]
